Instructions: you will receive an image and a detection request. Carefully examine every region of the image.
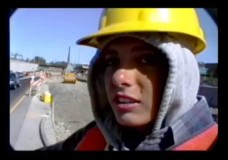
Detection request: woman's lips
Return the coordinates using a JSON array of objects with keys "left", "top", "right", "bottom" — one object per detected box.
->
[
  {"left": 113, "top": 94, "right": 141, "bottom": 112},
  {"left": 115, "top": 103, "right": 140, "bottom": 112}
]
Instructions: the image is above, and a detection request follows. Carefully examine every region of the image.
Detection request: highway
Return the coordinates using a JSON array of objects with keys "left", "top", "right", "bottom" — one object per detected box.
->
[
  {"left": 10, "top": 78, "right": 30, "bottom": 109},
  {"left": 10, "top": 77, "right": 39, "bottom": 109},
  {"left": 10, "top": 77, "right": 39, "bottom": 148}
]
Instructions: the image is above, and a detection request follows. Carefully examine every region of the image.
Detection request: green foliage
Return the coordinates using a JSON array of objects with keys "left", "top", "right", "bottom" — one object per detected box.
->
[{"left": 30, "top": 56, "right": 46, "bottom": 65}]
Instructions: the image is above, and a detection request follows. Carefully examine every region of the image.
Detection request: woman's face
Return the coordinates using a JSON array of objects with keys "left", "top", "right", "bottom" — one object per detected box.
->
[{"left": 102, "top": 37, "right": 168, "bottom": 128}]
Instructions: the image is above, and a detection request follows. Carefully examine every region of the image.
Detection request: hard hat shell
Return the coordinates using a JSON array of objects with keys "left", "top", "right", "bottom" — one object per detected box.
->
[{"left": 77, "top": 8, "right": 206, "bottom": 54}]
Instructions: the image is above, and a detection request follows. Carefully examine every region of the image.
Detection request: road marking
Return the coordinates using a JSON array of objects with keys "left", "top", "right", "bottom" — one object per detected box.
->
[{"left": 10, "top": 88, "right": 30, "bottom": 114}]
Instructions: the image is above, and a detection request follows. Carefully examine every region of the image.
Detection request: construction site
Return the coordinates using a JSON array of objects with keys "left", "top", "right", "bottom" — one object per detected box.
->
[
  {"left": 10, "top": 63, "right": 94, "bottom": 150},
  {"left": 47, "top": 74, "right": 93, "bottom": 142},
  {"left": 9, "top": 8, "right": 218, "bottom": 151},
  {"left": 10, "top": 45, "right": 94, "bottom": 149},
  {"left": 10, "top": 45, "right": 218, "bottom": 150}
]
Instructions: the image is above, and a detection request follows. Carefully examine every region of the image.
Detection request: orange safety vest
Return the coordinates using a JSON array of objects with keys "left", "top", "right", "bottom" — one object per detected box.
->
[{"left": 75, "top": 123, "right": 218, "bottom": 151}]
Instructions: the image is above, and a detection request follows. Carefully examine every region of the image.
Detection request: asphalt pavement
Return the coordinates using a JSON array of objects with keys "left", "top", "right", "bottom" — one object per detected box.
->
[
  {"left": 10, "top": 78, "right": 30, "bottom": 108},
  {"left": 10, "top": 96, "right": 32, "bottom": 147},
  {"left": 10, "top": 77, "right": 39, "bottom": 109},
  {"left": 10, "top": 80, "right": 57, "bottom": 150},
  {"left": 10, "top": 77, "right": 32, "bottom": 148}
]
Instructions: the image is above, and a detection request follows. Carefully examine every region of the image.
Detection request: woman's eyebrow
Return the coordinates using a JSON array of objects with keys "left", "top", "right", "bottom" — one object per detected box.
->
[
  {"left": 131, "top": 45, "right": 156, "bottom": 53},
  {"left": 102, "top": 49, "right": 117, "bottom": 58}
]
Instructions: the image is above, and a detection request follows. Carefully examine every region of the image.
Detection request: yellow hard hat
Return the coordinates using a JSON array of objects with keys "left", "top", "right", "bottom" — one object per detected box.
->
[{"left": 77, "top": 8, "right": 206, "bottom": 54}]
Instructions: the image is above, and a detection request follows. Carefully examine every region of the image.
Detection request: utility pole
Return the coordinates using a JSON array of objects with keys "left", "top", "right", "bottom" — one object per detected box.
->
[
  {"left": 78, "top": 47, "right": 81, "bottom": 65},
  {"left": 67, "top": 46, "right": 71, "bottom": 64}
]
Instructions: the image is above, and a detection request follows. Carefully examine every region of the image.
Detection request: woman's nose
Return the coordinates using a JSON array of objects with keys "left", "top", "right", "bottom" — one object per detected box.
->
[{"left": 112, "top": 68, "right": 134, "bottom": 88}]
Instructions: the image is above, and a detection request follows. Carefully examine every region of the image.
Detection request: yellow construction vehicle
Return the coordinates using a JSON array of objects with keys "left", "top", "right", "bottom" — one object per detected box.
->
[
  {"left": 63, "top": 72, "right": 77, "bottom": 83},
  {"left": 63, "top": 63, "right": 77, "bottom": 83},
  {"left": 63, "top": 46, "right": 77, "bottom": 83}
]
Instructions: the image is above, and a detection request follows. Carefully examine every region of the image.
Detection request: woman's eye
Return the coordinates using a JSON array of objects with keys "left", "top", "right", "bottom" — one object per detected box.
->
[
  {"left": 104, "top": 57, "right": 119, "bottom": 67},
  {"left": 140, "top": 54, "right": 166, "bottom": 65},
  {"left": 140, "top": 55, "right": 156, "bottom": 65}
]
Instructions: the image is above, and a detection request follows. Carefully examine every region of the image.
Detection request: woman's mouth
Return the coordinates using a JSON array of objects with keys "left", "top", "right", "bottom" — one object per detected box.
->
[{"left": 113, "top": 94, "right": 141, "bottom": 112}]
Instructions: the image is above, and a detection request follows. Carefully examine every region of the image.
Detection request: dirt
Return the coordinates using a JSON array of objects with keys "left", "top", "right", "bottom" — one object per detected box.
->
[{"left": 46, "top": 77, "right": 94, "bottom": 142}]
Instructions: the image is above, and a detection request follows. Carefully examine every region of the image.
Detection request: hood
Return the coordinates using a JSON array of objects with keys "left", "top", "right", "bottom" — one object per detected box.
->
[{"left": 87, "top": 32, "right": 200, "bottom": 149}]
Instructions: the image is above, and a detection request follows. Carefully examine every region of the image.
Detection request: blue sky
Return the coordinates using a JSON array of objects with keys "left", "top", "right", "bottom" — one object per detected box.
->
[{"left": 10, "top": 8, "right": 218, "bottom": 64}]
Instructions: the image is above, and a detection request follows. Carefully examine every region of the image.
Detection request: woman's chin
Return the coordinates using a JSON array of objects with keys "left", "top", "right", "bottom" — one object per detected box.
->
[{"left": 115, "top": 113, "right": 149, "bottom": 127}]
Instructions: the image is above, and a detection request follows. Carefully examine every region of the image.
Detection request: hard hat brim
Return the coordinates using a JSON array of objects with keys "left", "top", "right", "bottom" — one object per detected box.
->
[{"left": 77, "top": 22, "right": 206, "bottom": 54}]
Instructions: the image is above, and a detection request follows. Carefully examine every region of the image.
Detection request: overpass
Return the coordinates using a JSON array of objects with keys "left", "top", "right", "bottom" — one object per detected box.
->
[{"left": 10, "top": 59, "right": 38, "bottom": 72}]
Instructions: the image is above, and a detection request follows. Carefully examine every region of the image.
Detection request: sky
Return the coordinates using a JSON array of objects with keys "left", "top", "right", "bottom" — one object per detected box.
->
[{"left": 10, "top": 8, "right": 218, "bottom": 65}]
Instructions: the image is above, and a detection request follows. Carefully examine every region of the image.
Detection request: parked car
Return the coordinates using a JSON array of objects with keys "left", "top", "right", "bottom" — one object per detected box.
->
[
  {"left": 16, "top": 72, "right": 24, "bottom": 78},
  {"left": 10, "top": 72, "right": 21, "bottom": 90}
]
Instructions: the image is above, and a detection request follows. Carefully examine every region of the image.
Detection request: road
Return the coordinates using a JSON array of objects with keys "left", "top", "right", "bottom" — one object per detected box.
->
[
  {"left": 10, "top": 78, "right": 30, "bottom": 109},
  {"left": 10, "top": 77, "right": 39, "bottom": 148}
]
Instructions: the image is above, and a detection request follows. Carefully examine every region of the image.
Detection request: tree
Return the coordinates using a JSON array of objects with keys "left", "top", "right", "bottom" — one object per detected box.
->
[
  {"left": 47, "top": 61, "right": 67, "bottom": 68},
  {"left": 31, "top": 56, "right": 46, "bottom": 65}
]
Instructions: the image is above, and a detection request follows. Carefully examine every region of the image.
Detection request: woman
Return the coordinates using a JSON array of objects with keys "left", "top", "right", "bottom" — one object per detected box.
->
[{"left": 39, "top": 8, "right": 217, "bottom": 151}]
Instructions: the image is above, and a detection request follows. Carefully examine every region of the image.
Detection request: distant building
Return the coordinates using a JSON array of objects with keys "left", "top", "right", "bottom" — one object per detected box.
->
[
  {"left": 198, "top": 62, "right": 217, "bottom": 76},
  {"left": 199, "top": 66, "right": 209, "bottom": 76},
  {"left": 205, "top": 63, "right": 218, "bottom": 77},
  {"left": 198, "top": 62, "right": 217, "bottom": 86}
]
